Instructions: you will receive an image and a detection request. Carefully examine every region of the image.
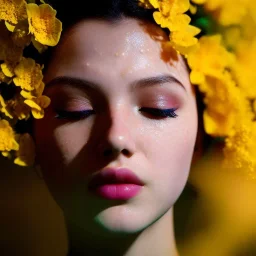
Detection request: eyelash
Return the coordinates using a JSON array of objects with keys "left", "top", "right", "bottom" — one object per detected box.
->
[{"left": 54, "top": 108, "right": 178, "bottom": 120}]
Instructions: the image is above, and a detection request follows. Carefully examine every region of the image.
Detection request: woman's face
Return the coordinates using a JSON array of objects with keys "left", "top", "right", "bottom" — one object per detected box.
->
[{"left": 34, "top": 18, "right": 198, "bottom": 234}]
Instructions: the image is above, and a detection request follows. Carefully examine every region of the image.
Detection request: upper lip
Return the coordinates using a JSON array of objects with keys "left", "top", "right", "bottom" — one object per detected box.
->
[{"left": 88, "top": 168, "right": 144, "bottom": 189}]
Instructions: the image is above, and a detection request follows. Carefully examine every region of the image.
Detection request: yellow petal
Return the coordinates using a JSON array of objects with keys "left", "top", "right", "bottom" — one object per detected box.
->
[
  {"left": 2, "top": 151, "right": 11, "bottom": 158},
  {"left": 20, "top": 89, "right": 34, "bottom": 99},
  {"left": 5, "top": 21, "right": 15, "bottom": 32},
  {"left": 1, "top": 62, "right": 15, "bottom": 77},
  {"left": 24, "top": 98, "right": 41, "bottom": 110},
  {"left": 38, "top": 95, "right": 51, "bottom": 108},
  {"left": 31, "top": 108, "right": 44, "bottom": 119}
]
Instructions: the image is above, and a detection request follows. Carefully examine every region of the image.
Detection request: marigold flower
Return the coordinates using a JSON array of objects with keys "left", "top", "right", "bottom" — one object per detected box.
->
[
  {"left": 26, "top": 3, "right": 62, "bottom": 46},
  {"left": 13, "top": 57, "right": 43, "bottom": 91},
  {"left": 0, "top": 119, "right": 19, "bottom": 153}
]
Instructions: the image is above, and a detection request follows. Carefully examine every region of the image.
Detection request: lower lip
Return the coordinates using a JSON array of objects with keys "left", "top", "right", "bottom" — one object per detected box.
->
[{"left": 91, "top": 184, "right": 143, "bottom": 200}]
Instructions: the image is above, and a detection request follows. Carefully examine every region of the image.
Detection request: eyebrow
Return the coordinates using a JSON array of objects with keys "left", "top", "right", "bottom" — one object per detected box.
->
[{"left": 46, "top": 74, "right": 186, "bottom": 92}]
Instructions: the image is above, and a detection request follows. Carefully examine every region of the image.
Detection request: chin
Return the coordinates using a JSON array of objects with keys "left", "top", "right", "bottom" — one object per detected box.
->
[{"left": 93, "top": 204, "right": 165, "bottom": 234}]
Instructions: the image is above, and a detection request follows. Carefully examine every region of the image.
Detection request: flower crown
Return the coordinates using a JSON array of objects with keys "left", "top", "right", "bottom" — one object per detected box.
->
[{"left": 0, "top": 0, "right": 256, "bottom": 177}]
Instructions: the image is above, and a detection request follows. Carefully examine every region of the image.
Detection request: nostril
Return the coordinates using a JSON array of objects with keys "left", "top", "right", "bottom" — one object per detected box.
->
[
  {"left": 122, "top": 149, "right": 130, "bottom": 156},
  {"left": 102, "top": 148, "right": 130, "bottom": 157}
]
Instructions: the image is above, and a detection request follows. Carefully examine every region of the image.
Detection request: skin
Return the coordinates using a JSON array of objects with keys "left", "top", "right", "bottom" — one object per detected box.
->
[{"left": 34, "top": 18, "right": 198, "bottom": 255}]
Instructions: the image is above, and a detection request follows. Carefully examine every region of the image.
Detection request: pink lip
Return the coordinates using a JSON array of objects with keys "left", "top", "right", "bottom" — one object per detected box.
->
[{"left": 88, "top": 168, "right": 144, "bottom": 200}]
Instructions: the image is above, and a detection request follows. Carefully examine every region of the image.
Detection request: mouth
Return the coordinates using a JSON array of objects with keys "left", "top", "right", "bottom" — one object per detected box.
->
[{"left": 87, "top": 168, "right": 144, "bottom": 200}]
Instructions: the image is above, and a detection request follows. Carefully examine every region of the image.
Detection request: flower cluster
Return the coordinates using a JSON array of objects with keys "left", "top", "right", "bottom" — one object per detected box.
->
[
  {"left": 139, "top": 0, "right": 256, "bottom": 177},
  {"left": 0, "top": 0, "right": 62, "bottom": 166}
]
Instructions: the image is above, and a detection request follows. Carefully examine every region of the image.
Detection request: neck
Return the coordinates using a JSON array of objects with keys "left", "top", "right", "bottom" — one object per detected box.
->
[{"left": 67, "top": 208, "right": 179, "bottom": 256}]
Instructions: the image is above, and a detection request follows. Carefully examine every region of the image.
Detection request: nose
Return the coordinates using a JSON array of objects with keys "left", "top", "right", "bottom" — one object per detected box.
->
[{"left": 97, "top": 107, "right": 136, "bottom": 159}]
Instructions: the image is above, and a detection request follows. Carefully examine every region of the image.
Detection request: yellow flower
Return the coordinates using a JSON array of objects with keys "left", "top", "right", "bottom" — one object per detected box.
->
[
  {"left": 187, "top": 35, "right": 235, "bottom": 85},
  {"left": 14, "top": 133, "right": 35, "bottom": 166},
  {"left": 148, "top": 0, "right": 199, "bottom": 56},
  {"left": 27, "top": 3, "right": 62, "bottom": 46},
  {"left": 24, "top": 95, "right": 50, "bottom": 119},
  {"left": 0, "top": 119, "right": 19, "bottom": 153},
  {"left": 13, "top": 57, "right": 43, "bottom": 91},
  {"left": 0, "top": 0, "right": 27, "bottom": 25}
]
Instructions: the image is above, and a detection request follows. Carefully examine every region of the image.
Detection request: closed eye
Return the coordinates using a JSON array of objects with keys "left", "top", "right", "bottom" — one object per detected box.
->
[
  {"left": 140, "top": 107, "right": 178, "bottom": 118},
  {"left": 54, "top": 108, "right": 178, "bottom": 121},
  {"left": 55, "top": 110, "right": 95, "bottom": 120}
]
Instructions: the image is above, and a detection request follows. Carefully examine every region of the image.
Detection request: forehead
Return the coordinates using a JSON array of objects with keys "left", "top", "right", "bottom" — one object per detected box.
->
[
  {"left": 45, "top": 18, "right": 189, "bottom": 88},
  {"left": 60, "top": 18, "right": 167, "bottom": 57}
]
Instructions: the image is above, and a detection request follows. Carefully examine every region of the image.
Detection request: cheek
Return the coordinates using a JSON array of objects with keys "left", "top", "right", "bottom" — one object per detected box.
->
[
  {"left": 33, "top": 110, "right": 92, "bottom": 183},
  {"left": 147, "top": 111, "right": 197, "bottom": 188}
]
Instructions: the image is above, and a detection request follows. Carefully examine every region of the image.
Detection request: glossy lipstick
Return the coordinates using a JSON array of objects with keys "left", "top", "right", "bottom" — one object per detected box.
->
[{"left": 88, "top": 168, "right": 144, "bottom": 200}]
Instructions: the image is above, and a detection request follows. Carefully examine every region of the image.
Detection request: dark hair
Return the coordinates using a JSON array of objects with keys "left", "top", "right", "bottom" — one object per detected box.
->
[{"left": 47, "top": 0, "right": 154, "bottom": 29}]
